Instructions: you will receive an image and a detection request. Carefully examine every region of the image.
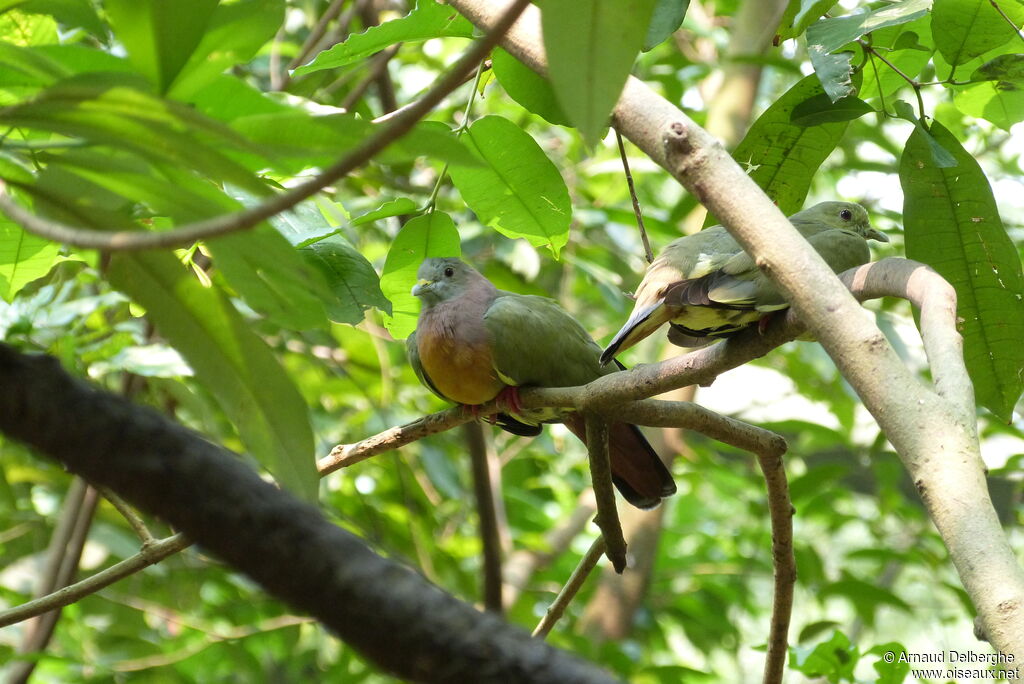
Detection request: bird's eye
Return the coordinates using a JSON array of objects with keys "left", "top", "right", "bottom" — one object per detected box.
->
[
  {"left": 840, "top": 209, "right": 853, "bottom": 221},
  {"left": 443, "top": 267, "right": 455, "bottom": 277}
]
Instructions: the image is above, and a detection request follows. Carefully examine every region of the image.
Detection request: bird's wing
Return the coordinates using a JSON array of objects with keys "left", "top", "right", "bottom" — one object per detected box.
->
[
  {"left": 407, "top": 329, "right": 449, "bottom": 402},
  {"left": 484, "top": 293, "right": 606, "bottom": 389}
]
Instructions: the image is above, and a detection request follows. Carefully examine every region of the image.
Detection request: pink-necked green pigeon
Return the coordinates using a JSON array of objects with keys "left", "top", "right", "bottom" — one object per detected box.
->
[
  {"left": 408, "top": 257, "right": 676, "bottom": 509},
  {"left": 601, "top": 201, "right": 888, "bottom": 362}
]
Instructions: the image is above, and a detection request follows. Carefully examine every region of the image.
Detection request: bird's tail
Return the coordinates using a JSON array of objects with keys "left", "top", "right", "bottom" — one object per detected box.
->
[
  {"left": 600, "top": 300, "right": 671, "bottom": 366},
  {"left": 564, "top": 415, "right": 676, "bottom": 509}
]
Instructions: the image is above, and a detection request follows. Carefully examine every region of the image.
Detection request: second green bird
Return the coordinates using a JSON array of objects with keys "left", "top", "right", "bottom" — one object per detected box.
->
[{"left": 601, "top": 201, "right": 888, "bottom": 363}]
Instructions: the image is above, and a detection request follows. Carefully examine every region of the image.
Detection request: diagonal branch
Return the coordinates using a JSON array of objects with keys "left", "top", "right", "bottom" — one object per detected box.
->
[{"left": 0, "top": 0, "right": 532, "bottom": 252}]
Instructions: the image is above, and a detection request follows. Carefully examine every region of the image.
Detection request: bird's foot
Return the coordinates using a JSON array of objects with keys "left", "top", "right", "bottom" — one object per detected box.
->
[
  {"left": 495, "top": 386, "right": 524, "bottom": 413},
  {"left": 462, "top": 404, "right": 498, "bottom": 425}
]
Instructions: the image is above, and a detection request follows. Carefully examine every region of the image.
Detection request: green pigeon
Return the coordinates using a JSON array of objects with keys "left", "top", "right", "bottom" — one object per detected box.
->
[
  {"left": 600, "top": 201, "right": 888, "bottom": 363},
  {"left": 407, "top": 257, "right": 676, "bottom": 509}
]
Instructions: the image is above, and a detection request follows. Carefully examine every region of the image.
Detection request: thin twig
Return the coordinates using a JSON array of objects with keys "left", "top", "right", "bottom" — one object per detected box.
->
[
  {"left": 616, "top": 130, "right": 653, "bottom": 263},
  {"left": 99, "top": 487, "right": 156, "bottom": 545},
  {"left": 532, "top": 536, "right": 607, "bottom": 639},
  {"left": 584, "top": 415, "right": 626, "bottom": 573},
  {"left": 989, "top": 0, "right": 1024, "bottom": 44},
  {"left": 754, "top": 449, "right": 795, "bottom": 684},
  {"left": 465, "top": 422, "right": 504, "bottom": 613},
  {"left": 0, "top": 0, "right": 533, "bottom": 251},
  {"left": 337, "top": 44, "right": 402, "bottom": 108},
  {"left": 0, "top": 534, "right": 191, "bottom": 629}
]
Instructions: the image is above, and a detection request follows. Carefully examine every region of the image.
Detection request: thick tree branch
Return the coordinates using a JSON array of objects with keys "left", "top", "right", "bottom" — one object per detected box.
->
[
  {"left": 0, "top": 343, "right": 618, "bottom": 684},
  {"left": 446, "top": 0, "right": 1024, "bottom": 665}
]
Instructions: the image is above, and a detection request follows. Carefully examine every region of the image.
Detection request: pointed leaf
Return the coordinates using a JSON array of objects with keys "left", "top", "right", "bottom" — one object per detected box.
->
[
  {"left": 900, "top": 122, "right": 1024, "bottom": 421},
  {"left": 108, "top": 251, "right": 319, "bottom": 501},
  {"left": 778, "top": 0, "right": 840, "bottom": 41},
  {"left": 292, "top": 0, "right": 474, "bottom": 76},
  {"left": 542, "top": 0, "right": 658, "bottom": 146},
  {"left": 351, "top": 198, "right": 418, "bottom": 227},
  {"left": 0, "top": 212, "right": 60, "bottom": 302},
  {"left": 379, "top": 212, "right": 461, "bottom": 339},
  {"left": 492, "top": 48, "right": 571, "bottom": 127},
  {"left": 643, "top": 0, "right": 690, "bottom": 51},
  {"left": 715, "top": 75, "right": 850, "bottom": 220},
  {"left": 806, "top": 0, "right": 931, "bottom": 54},
  {"left": 790, "top": 92, "right": 874, "bottom": 125},
  {"left": 448, "top": 115, "right": 571, "bottom": 257},
  {"left": 106, "top": 0, "right": 220, "bottom": 93},
  {"left": 932, "top": 0, "right": 1024, "bottom": 66},
  {"left": 299, "top": 236, "right": 391, "bottom": 324}
]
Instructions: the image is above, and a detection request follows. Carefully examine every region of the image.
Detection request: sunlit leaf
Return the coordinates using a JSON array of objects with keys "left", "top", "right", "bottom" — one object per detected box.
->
[
  {"left": 300, "top": 236, "right": 391, "bottom": 324},
  {"left": 379, "top": 211, "right": 461, "bottom": 338},
  {"left": 932, "top": 0, "right": 1024, "bottom": 67},
  {"left": 0, "top": 211, "right": 60, "bottom": 302},
  {"left": 448, "top": 115, "right": 571, "bottom": 257},
  {"left": 292, "top": 0, "right": 474, "bottom": 76},
  {"left": 643, "top": 0, "right": 689, "bottom": 51},
  {"left": 542, "top": 0, "right": 657, "bottom": 146},
  {"left": 108, "top": 251, "right": 319, "bottom": 501},
  {"left": 492, "top": 48, "right": 571, "bottom": 127}
]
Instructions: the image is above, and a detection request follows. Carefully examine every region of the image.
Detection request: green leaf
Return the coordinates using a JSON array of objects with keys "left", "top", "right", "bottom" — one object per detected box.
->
[
  {"left": 169, "top": 0, "right": 284, "bottom": 100},
  {"left": 718, "top": 74, "right": 850, "bottom": 219},
  {"left": 299, "top": 236, "right": 391, "bottom": 324},
  {"left": 208, "top": 226, "right": 332, "bottom": 332},
  {"left": 790, "top": 92, "right": 874, "bottom": 125},
  {"left": 492, "top": 48, "right": 571, "bottom": 127},
  {"left": 379, "top": 211, "right": 461, "bottom": 339},
  {"left": 932, "top": 0, "right": 1024, "bottom": 67},
  {"left": 292, "top": 0, "right": 474, "bottom": 76},
  {"left": 107, "top": 251, "right": 319, "bottom": 501},
  {"left": 868, "top": 643, "right": 912, "bottom": 684},
  {"left": 892, "top": 101, "right": 958, "bottom": 167},
  {"left": 351, "top": 198, "right": 418, "bottom": 227},
  {"left": 106, "top": 0, "right": 220, "bottom": 93},
  {"left": 858, "top": 20, "right": 935, "bottom": 101},
  {"left": 542, "top": 0, "right": 658, "bottom": 146},
  {"left": 643, "top": 0, "right": 689, "bottom": 51},
  {"left": 0, "top": 8, "right": 57, "bottom": 46},
  {"left": 0, "top": 211, "right": 60, "bottom": 302},
  {"left": 806, "top": 0, "right": 931, "bottom": 54},
  {"left": 954, "top": 79, "right": 1024, "bottom": 130},
  {"left": 778, "top": 0, "right": 839, "bottom": 41},
  {"left": 17, "top": 0, "right": 106, "bottom": 37},
  {"left": 448, "top": 115, "right": 571, "bottom": 257},
  {"left": 970, "top": 53, "right": 1024, "bottom": 85},
  {"left": 807, "top": 47, "right": 855, "bottom": 102},
  {"left": 789, "top": 631, "right": 859, "bottom": 681},
  {"left": 900, "top": 121, "right": 1024, "bottom": 421}
]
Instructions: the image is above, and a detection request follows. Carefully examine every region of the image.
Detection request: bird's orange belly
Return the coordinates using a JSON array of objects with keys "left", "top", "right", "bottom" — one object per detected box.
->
[{"left": 418, "top": 335, "right": 504, "bottom": 405}]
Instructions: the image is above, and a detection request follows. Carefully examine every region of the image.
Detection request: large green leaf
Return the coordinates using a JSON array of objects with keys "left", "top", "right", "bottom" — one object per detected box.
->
[
  {"left": 448, "top": 115, "right": 571, "bottom": 257},
  {"left": 17, "top": 0, "right": 106, "bottom": 37},
  {"left": 778, "top": 0, "right": 840, "bottom": 41},
  {"left": 857, "top": 19, "right": 934, "bottom": 102},
  {"left": 169, "top": 0, "right": 284, "bottom": 101},
  {"left": 492, "top": 48, "right": 571, "bottom": 127},
  {"left": 107, "top": 251, "right": 319, "bottom": 501},
  {"left": 299, "top": 236, "right": 391, "bottom": 325},
  {"left": 806, "top": 0, "right": 930, "bottom": 99},
  {"left": 292, "top": 0, "right": 474, "bottom": 76},
  {"left": 713, "top": 75, "right": 850, "bottom": 221},
  {"left": 932, "top": 0, "right": 1024, "bottom": 67},
  {"left": 379, "top": 211, "right": 461, "bottom": 339},
  {"left": 541, "top": 0, "right": 657, "bottom": 146},
  {"left": 953, "top": 79, "right": 1024, "bottom": 130},
  {"left": 0, "top": 210, "right": 60, "bottom": 302},
  {"left": 105, "top": 0, "right": 220, "bottom": 93},
  {"left": 0, "top": 81, "right": 270, "bottom": 192},
  {"left": 900, "top": 122, "right": 1024, "bottom": 421},
  {"left": 643, "top": 0, "right": 689, "bottom": 51}
]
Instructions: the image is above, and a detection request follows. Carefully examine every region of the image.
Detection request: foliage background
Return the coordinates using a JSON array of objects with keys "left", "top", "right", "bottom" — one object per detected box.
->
[{"left": 0, "top": 0, "right": 1022, "bottom": 681}]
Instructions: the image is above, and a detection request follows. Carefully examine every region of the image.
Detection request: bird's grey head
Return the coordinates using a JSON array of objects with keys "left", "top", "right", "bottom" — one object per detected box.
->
[
  {"left": 411, "top": 257, "right": 479, "bottom": 306},
  {"left": 800, "top": 201, "right": 889, "bottom": 242}
]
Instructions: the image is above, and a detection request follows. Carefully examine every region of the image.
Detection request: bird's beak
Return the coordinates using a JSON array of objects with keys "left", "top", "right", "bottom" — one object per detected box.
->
[
  {"left": 411, "top": 278, "right": 432, "bottom": 297},
  {"left": 866, "top": 227, "right": 889, "bottom": 243}
]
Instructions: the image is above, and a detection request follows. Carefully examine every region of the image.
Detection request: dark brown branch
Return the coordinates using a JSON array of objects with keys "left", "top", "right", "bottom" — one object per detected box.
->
[
  {"left": 0, "top": 343, "right": 619, "bottom": 684},
  {"left": 584, "top": 415, "right": 626, "bottom": 573},
  {"left": 465, "top": 422, "right": 504, "bottom": 613}
]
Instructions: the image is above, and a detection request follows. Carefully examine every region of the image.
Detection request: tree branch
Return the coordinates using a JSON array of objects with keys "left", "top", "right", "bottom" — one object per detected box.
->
[
  {"left": 584, "top": 415, "right": 626, "bottom": 573},
  {"left": 465, "top": 422, "right": 504, "bottom": 613},
  {"left": 0, "top": 342, "right": 619, "bottom": 684},
  {"left": 0, "top": 0, "right": 531, "bottom": 252},
  {"left": 532, "top": 536, "right": 607, "bottom": 639}
]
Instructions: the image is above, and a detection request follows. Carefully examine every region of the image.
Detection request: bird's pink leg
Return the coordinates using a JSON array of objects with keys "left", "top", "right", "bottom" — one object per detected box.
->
[{"left": 494, "top": 386, "right": 524, "bottom": 414}]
